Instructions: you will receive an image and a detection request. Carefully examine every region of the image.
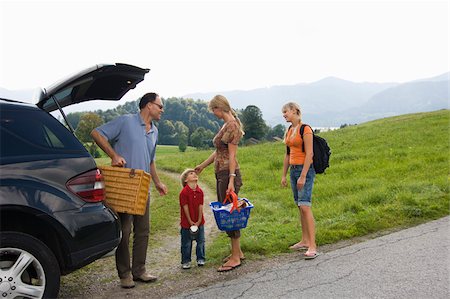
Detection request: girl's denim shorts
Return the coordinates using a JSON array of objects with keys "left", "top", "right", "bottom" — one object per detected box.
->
[{"left": 290, "top": 164, "right": 315, "bottom": 206}]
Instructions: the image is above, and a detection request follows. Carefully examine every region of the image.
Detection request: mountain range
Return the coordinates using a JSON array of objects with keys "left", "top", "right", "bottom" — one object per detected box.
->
[
  {"left": 1, "top": 73, "right": 448, "bottom": 127},
  {"left": 184, "top": 72, "right": 449, "bottom": 127}
]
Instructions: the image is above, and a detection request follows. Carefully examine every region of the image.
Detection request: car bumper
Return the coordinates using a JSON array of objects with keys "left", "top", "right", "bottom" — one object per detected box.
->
[{"left": 54, "top": 204, "right": 121, "bottom": 274}]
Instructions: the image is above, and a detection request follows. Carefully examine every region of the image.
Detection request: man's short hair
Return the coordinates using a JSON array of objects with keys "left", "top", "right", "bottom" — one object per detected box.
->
[
  {"left": 139, "top": 92, "right": 159, "bottom": 110},
  {"left": 180, "top": 168, "right": 196, "bottom": 187}
]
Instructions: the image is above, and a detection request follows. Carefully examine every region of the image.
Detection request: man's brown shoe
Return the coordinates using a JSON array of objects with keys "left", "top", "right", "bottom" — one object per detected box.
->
[
  {"left": 120, "top": 276, "right": 135, "bottom": 289},
  {"left": 133, "top": 272, "right": 157, "bottom": 283}
]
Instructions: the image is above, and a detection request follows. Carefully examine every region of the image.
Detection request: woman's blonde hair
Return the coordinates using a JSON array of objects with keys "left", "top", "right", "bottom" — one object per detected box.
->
[
  {"left": 209, "top": 95, "right": 245, "bottom": 136},
  {"left": 282, "top": 102, "right": 302, "bottom": 143},
  {"left": 281, "top": 102, "right": 301, "bottom": 119}
]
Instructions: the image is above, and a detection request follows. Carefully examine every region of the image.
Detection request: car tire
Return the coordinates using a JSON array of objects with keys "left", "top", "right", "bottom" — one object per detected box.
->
[{"left": 0, "top": 232, "right": 61, "bottom": 299}]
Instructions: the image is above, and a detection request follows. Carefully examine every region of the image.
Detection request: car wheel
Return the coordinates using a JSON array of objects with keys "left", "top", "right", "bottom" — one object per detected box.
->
[{"left": 0, "top": 232, "right": 60, "bottom": 299}]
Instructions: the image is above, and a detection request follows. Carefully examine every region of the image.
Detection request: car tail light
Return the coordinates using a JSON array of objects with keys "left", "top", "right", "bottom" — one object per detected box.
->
[{"left": 66, "top": 169, "right": 105, "bottom": 202}]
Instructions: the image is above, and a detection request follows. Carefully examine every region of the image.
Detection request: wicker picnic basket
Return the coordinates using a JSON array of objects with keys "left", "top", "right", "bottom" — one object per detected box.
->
[{"left": 98, "top": 165, "right": 151, "bottom": 215}]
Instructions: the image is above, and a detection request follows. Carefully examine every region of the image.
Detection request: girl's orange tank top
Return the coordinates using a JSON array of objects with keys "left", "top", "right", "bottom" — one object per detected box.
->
[{"left": 285, "top": 125, "right": 313, "bottom": 165}]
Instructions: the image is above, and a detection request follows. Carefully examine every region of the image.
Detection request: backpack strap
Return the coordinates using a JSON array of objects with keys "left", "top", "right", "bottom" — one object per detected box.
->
[
  {"left": 299, "top": 124, "right": 313, "bottom": 152},
  {"left": 286, "top": 125, "right": 292, "bottom": 155}
]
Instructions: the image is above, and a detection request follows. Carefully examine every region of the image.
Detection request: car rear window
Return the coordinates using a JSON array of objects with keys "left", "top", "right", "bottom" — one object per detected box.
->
[{"left": 0, "top": 107, "right": 86, "bottom": 158}]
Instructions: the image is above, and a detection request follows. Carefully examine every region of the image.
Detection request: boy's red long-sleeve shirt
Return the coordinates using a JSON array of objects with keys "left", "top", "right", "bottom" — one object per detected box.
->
[{"left": 179, "top": 184, "right": 205, "bottom": 229}]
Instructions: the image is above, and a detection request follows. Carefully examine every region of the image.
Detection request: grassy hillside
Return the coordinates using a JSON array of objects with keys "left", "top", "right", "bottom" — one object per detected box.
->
[{"left": 153, "top": 110, "right": 449, "bottom": 261}]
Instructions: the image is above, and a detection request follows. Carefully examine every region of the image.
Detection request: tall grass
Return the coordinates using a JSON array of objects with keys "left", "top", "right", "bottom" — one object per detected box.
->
[{"left": 153, "top": 110, "right": 449, "bottom": 261}]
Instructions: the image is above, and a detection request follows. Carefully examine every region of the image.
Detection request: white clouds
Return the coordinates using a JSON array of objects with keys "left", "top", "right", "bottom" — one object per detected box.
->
[{"left": 1, "top": 0, "right": 448, "bottom": 110}]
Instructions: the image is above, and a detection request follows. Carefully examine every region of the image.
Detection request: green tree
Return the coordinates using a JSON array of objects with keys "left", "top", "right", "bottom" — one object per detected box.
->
[
  {"left": 97, "top": 109, "right": 120, "bottom": 123},
  {"left": 178, "top": 133, "right": 188, "bottom": 152},
  {"left": 241, "top": 105, "right": 268, "bottom": 140},
  {"left": 190, "top": 127, "right": 214, "bottom": 149},
  {"left": 174, "top": 121, "right": 189, "bottom": 136},
  {"left": 174, "top": 121, "right": 189, "bottom": 144},
  {"left": 66, "top": 112, "right": 84, "bottom": 130},
  {"left": 75, "top": 113, "right": 104, "bottom": 143},
  {"left": 75, "top": 113, "right": 104, "bottom": 157},
  {"left": 159, "top": 97, "right": 221, "bottom": 143},
  {"left": 266, "top": 124, "right": 286, "bottom": 140},
  {"left": 158, "top": 120, "right": 177, "bottom": 145},
  {"left": 66, "top": 97, "right": 225, "bottom": 146}
]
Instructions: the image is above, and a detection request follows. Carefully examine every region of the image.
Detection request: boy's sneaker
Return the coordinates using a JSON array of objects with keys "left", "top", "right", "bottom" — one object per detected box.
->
[
  {"left": 182, "top": 262, "right": 191, "bottom": 269},
  {"left": 197, "top": 260, "right": 205, "bottom": 267}
]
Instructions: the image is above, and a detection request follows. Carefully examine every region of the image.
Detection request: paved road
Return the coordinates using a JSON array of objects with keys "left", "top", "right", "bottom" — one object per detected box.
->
[{"left": 170, "top": 216, "right": 450, "bottom": 299}]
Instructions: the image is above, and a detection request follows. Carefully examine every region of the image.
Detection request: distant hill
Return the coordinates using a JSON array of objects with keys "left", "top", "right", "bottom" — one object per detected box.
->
[
  {"left": 339, "top": 80, "right": 449, "bottom": 125},
  {"left": 184, "top": 73, "right": 449, "bottom": 127}
]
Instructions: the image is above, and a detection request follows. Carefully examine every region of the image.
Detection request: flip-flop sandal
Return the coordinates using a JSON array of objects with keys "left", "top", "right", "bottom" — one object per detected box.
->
[
  {"left": 289, "top": 243, "right": 309, "bottom": 250},
  {"left": 217, "top": 263, "right": 241, "bottom": 272},
  {"left": 222, "top": 255, "right": 246, "bottom": 263},
  {"left": 304, "top": 252, "right": 319, "bottom": 260}
]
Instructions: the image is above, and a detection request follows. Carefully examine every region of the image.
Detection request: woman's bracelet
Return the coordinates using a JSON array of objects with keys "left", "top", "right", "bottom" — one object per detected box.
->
[{"left": 229, "top": 173, "right": 236, "bottom": 177}]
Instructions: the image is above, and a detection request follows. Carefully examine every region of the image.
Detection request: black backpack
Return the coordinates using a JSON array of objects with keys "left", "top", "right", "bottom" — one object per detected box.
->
[{"left": 286, "top": 124, "right": 331, "bottom": 174}]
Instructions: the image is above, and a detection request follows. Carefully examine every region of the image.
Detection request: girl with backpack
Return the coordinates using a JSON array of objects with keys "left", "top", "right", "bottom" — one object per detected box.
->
[{"left": 280, "top": 102, "right": 318, "bottom": 259}]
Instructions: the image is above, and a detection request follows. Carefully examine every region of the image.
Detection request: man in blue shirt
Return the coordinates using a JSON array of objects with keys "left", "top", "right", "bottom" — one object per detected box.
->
[{"left": 91, "top": 92, "right": 168, "bottom": 288}]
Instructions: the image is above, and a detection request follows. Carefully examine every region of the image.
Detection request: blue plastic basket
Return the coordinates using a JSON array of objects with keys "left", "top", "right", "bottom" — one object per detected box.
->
[{"left": 210, "top": 198, "right": 254, "bottom": 231}]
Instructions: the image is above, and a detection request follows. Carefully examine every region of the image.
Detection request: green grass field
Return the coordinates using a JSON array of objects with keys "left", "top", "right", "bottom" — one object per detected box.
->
[
  {"left": 95, "top": 110, "right": 449, "bottom": 264},
  {"left": 155, "top": 144, "right": 196, "bottom": 154},
  {"left": 145, "top": 110, "right": 449, "bottom": 262}
]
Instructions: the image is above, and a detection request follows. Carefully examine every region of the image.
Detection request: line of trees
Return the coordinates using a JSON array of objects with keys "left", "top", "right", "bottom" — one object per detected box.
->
[{"left": 67, "top": 97, "right": 286, "bottom": 153}]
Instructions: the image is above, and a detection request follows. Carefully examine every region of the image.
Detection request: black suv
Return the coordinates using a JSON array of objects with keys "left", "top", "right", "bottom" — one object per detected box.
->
[{"left": 0, "top": 63, "right": 149, "bottom": 298}]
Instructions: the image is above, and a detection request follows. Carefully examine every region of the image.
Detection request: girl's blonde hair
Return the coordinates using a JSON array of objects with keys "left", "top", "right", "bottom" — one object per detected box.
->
[
  {"left": 209, "top": 95, "right": 245, "bottom": 136},
  {"left": 180, "top": 168, "right": 196, "bottom": 187},
  {"left": 282, "top": 102, "right": 302, "bottom": 143}
]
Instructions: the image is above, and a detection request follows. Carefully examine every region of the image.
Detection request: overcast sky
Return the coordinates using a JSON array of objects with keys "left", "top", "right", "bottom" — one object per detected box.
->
[{"left": 0, "top": 0, "right": 448, "bottom": 111}]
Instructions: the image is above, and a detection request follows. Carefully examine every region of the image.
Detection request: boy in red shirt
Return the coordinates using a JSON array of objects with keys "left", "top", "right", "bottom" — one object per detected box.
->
[{"left": 179, "top": 169, "right": 205, "bottom": 269}]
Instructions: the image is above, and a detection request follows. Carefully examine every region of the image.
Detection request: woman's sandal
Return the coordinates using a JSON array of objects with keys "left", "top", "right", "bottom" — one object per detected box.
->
[
  {"left": 217, "top": 263, "right": 241, "bottom": 272},
  {"left": 304, "top": 251, "right": 319, "bottom": 260},
  {"left": 289, "top": 243, "right": 309, "bottom": 250},
  {"left": 222, "top": 254, "right": 246, "bottom": 263}
]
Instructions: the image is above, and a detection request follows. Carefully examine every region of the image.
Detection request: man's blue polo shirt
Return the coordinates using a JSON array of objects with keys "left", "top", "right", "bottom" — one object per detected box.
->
[{"left": 95, "top": 113, "right": 158, "bottom": 173}]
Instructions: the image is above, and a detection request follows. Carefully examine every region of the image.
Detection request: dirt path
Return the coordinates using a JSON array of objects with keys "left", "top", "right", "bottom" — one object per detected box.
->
[{"left": 157, "top": 170, "right": 221, "bottom": 249}]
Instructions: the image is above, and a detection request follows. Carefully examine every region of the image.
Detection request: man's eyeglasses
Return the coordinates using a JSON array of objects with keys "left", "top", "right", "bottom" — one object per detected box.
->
[{"left": 152, "top": 102, "right": 164, "bottom": 109}]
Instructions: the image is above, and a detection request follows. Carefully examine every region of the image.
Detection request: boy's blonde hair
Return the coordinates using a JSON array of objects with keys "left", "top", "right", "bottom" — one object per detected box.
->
[{"left": 180, "top": 168, "right": 196, "bottom": 187}]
